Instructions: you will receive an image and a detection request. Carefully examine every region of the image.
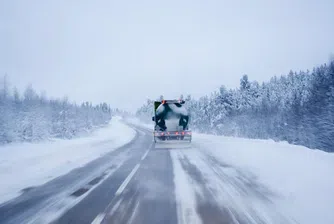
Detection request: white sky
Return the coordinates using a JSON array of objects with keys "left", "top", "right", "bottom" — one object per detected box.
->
[{"left": 1, "top": 0, "right": 334, "bottom": 111}]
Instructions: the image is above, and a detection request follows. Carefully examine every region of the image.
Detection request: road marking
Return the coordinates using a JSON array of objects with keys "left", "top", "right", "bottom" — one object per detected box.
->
[
  {"left": 141, "top": 142, "right": 153, "bottom": 161},
  {"left": 91, "top": 213, "right": 105, "bottom": 224},
  {"left": 115, "top": 164, "right": 140, "bottom": 196},
  {"left": 141, "top": 149, "right": 150, "bottom": 161}
]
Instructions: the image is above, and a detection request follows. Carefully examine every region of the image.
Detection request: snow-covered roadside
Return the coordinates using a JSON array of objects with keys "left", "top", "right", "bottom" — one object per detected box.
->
[
  {"left": 125, "top": 117, "right": 152, "bottom": 130},
  {"left": 193, "top": 134, "right": 334, "bottom": 224},
  {"left": 0, "top": 116, "right": 136, "bottom": 204}
]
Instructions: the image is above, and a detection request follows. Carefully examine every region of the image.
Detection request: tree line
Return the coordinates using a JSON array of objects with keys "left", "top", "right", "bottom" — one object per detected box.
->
[
  {"left": 137, "top": 61, "right": 334, "bottom": 152},
  {"left": 0, "top": 77, "right": 112, "bottom": 144}
]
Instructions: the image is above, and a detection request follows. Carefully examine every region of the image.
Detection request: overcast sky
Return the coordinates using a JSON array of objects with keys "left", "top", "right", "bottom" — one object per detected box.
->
[{"left": 1, "top": 0, "right": 334, "bottom": 111}]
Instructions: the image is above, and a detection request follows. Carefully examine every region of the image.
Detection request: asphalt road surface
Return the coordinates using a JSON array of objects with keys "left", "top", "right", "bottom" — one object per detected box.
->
[{"left": 0, "top": 124, "right": 292, "bottom": 224}]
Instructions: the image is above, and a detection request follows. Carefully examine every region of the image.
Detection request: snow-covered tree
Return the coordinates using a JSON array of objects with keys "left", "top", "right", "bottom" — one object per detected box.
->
[
  {"left": 136, "top": 60, "right": 334, "bottom": 152},
  {"left": 0, "top": 79, "right": 112, "bottom": 144}
]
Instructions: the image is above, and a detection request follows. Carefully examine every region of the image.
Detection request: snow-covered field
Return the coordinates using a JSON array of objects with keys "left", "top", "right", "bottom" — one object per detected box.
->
[
  {"left": 0, "top": 117, "right": 135, "bottom": 204},
  {"left": 130, "top": 119, "right": 334, "bottom": 224}
]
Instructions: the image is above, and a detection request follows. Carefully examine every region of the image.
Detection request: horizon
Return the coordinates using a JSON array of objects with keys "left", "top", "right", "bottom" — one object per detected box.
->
[{"left": 2, "top": 58, "right": 332, "bottom": 111}]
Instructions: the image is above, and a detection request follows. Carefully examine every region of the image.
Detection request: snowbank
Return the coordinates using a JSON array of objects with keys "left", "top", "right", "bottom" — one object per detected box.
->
[
  {"left": 0, "top": 116, "right": 135, "bottom": 204},
  {"left": 193, "top": 134, "right": 334, "bottom": 224}
]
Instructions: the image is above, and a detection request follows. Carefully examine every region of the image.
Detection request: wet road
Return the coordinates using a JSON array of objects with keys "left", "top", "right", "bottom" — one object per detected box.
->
[{"left": 0, "top": 124, "right": 292, "bottom": 224}]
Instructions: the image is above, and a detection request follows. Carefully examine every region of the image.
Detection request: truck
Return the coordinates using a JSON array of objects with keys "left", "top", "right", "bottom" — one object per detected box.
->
[{"left": 152, "top": 99, "right": 192, "bottom": 144}]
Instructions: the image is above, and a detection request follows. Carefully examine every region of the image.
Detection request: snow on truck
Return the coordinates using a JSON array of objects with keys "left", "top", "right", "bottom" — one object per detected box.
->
[{"left": 152, "top": 99, "right": 192, "bottom": 144}]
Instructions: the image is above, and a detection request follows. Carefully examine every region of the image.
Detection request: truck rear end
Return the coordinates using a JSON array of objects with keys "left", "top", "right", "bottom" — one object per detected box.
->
[{"left": 152, "top": 100, "right": 192, "bottom": 146}]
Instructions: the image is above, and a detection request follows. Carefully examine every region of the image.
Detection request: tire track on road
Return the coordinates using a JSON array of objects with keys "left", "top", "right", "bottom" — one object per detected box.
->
[
  {"left": 102, "top": 143, "right": 177, "bottom": 224},
  {"left": 173, "top": 150, "right": 239, "bottom": 224},
  {"left": 176, "top": 146, "right": 296, "bottom": 224}
]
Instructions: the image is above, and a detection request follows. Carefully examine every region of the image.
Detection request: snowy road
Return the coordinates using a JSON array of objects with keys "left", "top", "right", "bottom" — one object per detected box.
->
[{"left": 0, "top": 123, "right": 310, "bottom": 224}]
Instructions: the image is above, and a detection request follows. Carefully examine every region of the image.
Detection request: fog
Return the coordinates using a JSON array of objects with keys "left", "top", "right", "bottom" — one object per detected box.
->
[{"left": 1, "top": 0, "right": 334, "bottom": 111}]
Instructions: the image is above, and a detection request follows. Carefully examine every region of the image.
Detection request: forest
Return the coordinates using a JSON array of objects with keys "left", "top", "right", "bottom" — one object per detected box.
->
[
  {"left": 137, "top": 61, "right": 334, "bottom": 152},
  {"left": 0, "top": 78, "right": 112, "bottom": 144}
]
